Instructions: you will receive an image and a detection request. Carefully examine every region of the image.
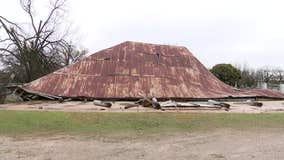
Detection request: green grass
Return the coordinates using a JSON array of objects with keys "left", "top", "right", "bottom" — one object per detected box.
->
[{"left": 0, "top": 111, "right": 284, "bottom": 137}]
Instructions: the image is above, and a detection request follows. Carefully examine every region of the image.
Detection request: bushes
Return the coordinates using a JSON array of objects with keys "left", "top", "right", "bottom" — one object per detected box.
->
[{"left": 210, "top": 64, "right": 241, "bottom": 86}]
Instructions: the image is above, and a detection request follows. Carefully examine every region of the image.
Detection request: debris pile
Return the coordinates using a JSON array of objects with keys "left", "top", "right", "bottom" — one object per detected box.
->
[
  {"left": 121, "top": 96, "right": 230, "bottom": 111},
  {"left": 93, "top": 100, "right": 112, "bottom": 108},
  {"left": 17, "top": 41, "right": 284, "bottom": 100},
  {"left": 233, "top": 100, "right": 263, "bottom": 107}
]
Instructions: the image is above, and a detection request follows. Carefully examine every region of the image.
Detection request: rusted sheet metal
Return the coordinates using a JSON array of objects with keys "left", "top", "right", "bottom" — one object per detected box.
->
[
  {"left": 237, "top": 89, "right": 284, "bottom": 99},
  {"left": 22, "top": 41, "right": 284, "bottom": 99}
]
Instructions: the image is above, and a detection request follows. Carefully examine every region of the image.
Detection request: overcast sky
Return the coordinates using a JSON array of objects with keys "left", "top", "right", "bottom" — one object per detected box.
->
[{"left": 1, "top": 0, "right": 284, "bottom": 69}]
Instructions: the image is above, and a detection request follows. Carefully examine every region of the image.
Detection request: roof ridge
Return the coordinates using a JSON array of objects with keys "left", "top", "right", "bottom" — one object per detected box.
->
[{"left": 121, "top": 41, "right": 186, "bottom": 48}]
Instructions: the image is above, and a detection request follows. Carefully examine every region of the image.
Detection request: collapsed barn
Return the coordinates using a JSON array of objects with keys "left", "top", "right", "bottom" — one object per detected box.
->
[{"left": 9, "top": 41, "right": 284, "bottom": 110}]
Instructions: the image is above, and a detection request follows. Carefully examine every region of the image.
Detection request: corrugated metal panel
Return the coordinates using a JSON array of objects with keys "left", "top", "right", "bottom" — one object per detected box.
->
[{"left": 22, "top": 41, "right": 284, "bottom": 99}]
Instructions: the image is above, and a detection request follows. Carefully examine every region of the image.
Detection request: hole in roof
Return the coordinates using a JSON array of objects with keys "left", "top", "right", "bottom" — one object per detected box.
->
[
  {"left": 156, "top": 52, "right": 160, "bottom": 64},
  {"left": 103, "top": 57, "right": 111, "bottom": 61}
]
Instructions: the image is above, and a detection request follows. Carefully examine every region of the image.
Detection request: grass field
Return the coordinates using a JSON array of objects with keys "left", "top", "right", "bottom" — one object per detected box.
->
[
  {"left": 1, "top": 111, "right": 284, "bottom": 136},
  {"left": 2, "top": 111, "right": 284, "bottom": 160}
]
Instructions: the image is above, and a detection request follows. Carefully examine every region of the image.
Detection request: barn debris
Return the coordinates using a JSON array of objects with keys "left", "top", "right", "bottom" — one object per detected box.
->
[
  {"left": 2, "top": 40, "right": 283, "bottom": 112},
  {"left": 122, "top": 96, "right": 230, "bottom": 111},
  {"left": 233, "top": 100, "right": 263, "bottom": 107},
  {"left": 15, "top": 88, "right": 63, "bottom": 101},
  {"left": 1, "top": 99, "right": 284, "bottom": 113},
  {"left": 207, "top": 100, "right": 230, "bottom": 109},
  {"left": 93, "top": 100, "right": 112, "bottom": 108},
  {"left": 15, "top": 41, "right": 284, "bottom": 101},
  {"left": 124, "top": 103, "right": 140, "bottom": 109},
  {"left": 162, "top": 100, "right": 230, "bottom": 111},
  {"left": 123, "top": 96, "right": 161, "bottom": 110}
]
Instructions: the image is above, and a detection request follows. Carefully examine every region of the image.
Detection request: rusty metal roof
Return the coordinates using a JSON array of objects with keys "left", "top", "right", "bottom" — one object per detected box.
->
[{"left": 22, "top": 41, "right": 284, "bottom": 99}]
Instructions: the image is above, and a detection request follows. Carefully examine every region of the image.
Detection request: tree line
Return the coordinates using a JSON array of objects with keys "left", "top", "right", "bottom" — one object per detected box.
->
[{"left": 210, "top": 64, "right": 284, "bottom": 88}]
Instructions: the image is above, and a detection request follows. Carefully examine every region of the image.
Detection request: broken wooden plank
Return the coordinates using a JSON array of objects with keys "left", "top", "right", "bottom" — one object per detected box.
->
[
  {"left": 163, "top": 107, "right": 223, "bottom": 111},
  {"left": 18, "top": 87, "right": 62, "bottom": 100},
  {"left": 137, "top": 94, "right": 161, "bottom": 109},
  {"left": 93, "top": 100, "right": 112, "bottom": 108},
  {"left": 160, "top": 101, "right": 199, "bottom": 108},
  {"left": 233, "top": 100, "right": 263, "bottom": 107},
  {"left": 160, "top": 100, "right": 178, "bottom": 107},
  {"left": 208, "top": 100, "right": 231, "bottom": 108},
  {"left": 124, "top": 103, "right": 140, "bottom": 109},
  {"left": 59, "top": 98, "right": 72, "bottom": 103},
  {"left": 177, "top": 102, "right": 200, "bottom": 107}
]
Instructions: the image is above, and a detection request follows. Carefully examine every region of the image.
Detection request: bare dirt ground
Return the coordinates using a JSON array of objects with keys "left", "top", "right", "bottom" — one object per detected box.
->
[
  {"left": 1, "top": 129, "right": 284, "bottom": 160},
  {"left": 1, "top": 100, "right": 284, "bottom": 113}
]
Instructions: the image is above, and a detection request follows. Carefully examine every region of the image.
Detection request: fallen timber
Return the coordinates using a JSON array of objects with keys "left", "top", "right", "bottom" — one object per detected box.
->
[
  {"left": 13, "top": 87, "right": 63, "bottom": 101},
  {"left": 161, "top": 100, "right": 230, "bottom": 111},
  {"left": 93, "top": 100, "right": 112, "bottom": 108},
  {"left": 233, "top": 100, "right": 263, "bottom": 107},
  {"left": 136, "top": 94, "right": 161, "bottom": 109},
  {"left": 124, "top": 103, "right": 140, "bottom": 109},
  {"left": 4, "top": 87, "right": 230, "bottom": 111},
  {"left": 123, "top": 96, "right": 230, "bottom": 111}
]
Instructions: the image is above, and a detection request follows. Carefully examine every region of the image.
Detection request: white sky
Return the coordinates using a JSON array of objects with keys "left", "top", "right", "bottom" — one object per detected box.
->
[{"left": 1, "top": 0, "right": 284, "bottom": 69}]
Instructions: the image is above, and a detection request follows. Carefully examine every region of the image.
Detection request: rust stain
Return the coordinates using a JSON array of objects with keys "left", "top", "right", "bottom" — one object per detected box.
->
[{"left": 23, "top": 41, "right": 284, "bottom": 99}]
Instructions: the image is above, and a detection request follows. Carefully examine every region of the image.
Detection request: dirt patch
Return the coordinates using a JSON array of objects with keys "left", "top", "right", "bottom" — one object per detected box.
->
[{"left": 1, "top": 129, "right": 284, "bottom": 160}]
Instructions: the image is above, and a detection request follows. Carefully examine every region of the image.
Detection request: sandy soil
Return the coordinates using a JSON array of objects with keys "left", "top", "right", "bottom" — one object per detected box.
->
[
  {"left": 1, "top": 100, "right": 284, "bottom": 113},
  {"left": 1, "top": 129, "right": 284, "bottom": 160}
]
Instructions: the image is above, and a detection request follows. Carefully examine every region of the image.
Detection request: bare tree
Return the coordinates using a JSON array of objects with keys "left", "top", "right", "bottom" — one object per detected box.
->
[
  {"left": 272, "top": 68, "right": 284, "bottom": 83},
  {"left": 56, "top": 41, "right": 87, "bottom": 66},
  {"left": 255, "top": 67, "right": 275, "bottom": 83},
  {"left": 235, "top": 64, "right": 256, "bottom": 88},
  {"left": 0, "top": 0, "right": 85, "bottom": 83}
]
